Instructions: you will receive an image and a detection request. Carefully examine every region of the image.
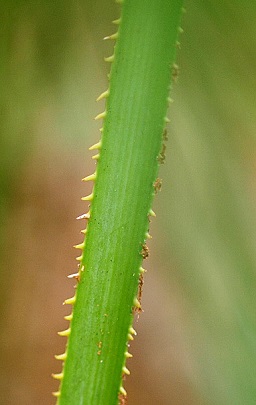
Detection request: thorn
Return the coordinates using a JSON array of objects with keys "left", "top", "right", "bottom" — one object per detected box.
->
[
  {"left": 73, "top": 243, "right": 84, "bottom": 250},
  {"left": 95, "top": 111, "right": 106, "bottom": 121},
  {"left": 104, "top": 55, "right": 115, "bottom": 63},
  {"left": 128, "top": 333, "right": 134, "bottom": 341},
  {"left": 76, "top": 255, "right": 83, "bottom": 261},
  {"left": 55, "top": 353, "right": 67, "bottom": 361},
  {"left": 58, "top": 328, "right": 71, "bottom": 337},
  {"left": 145, "top": 232, "right": 152, "bottom": 239},
  {"left": 148, "top": 209, "right": 156, "bottom": 217},
  {"left": 104, "top": 32, "right": 118, "bottom": 40},
  {"left": 81, "top": 193, "right": 94, "bottom": 201},
  {"left": 63, "top": 296, "right": 76, "bottom": 305},
  {"left": 99, "top": 127, "right": 103, "bottom": 133},
  {"left": 67, "top": 272, "right": 80, "bottom": 282},
  {"left": 92, "top": 153, "right": 100, "bottom": 160},
  {"left": 52, "top": 391, "right": 60, "bottom": 397},
  {"left": 129, "top": 327, "right": 137, "bottom": 336},
  {"left": 178, "top": 27, "right": 184, "bottom": 34},
  {"left": 82, "top": 173, "right": 96, "bottom": 182},
  {"left": 133, "top": 297, "right": 141, "bottom": 310},
  {"left": 80, "top": 229, "right": 87, "bottom": 235},
  {"left": 112, "top": 18, "right": 121, "bottom": 25},
  {"left": 96, "top": 89, "right": 110, "bottom": 101},
  {"left": 122, "top": 366, "right": 130, "bottom": 375},
  {"left": 52, "top": 373, "right": 63, "bottom": 380},
  {"left": 167, "top": 97, "right": 174, "bottom": 103},
  {"left": 172, "top": 63, "right": 179, "bottom": 82},
  {"left": 164, "top": 116, "right": 170, "bottom": 123},
  {"left": 139, "top": 267, "right": 146, "bottom": 274},
  {"left": 119, "top": 386, "right": 127, "bottom": 396},
  {"left": 125, "top": 351, "right": 133, "bottom": 358},
  {"left": 89, "top": 141, "right": 102, "bottom": 151},
  {"left": 76, "top": 212, "right": 90, "bottom": 220},
  {"left": 64, "top": 313, "right": 73, "bottom": 321}
]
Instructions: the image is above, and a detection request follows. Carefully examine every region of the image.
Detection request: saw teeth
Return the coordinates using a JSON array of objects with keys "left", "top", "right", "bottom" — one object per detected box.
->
[
  {"left": 96, "top": 89, "right": 110, "bottom": 101},
  {"left": 58, "top": 328, "right": 71, "bottom": 337},
  {"left": 63, "top": 296, "right": 76, "bottom": 305},
  {"left": 133, "top": 297, "right": 141, "bottom": 309},
  {"left": 67, "top": 272, "right": 80, "bottom": 279},
  {"left": 82, "top": 173, "right": 96, "bottom": 182},
  {"left": 95, "top": 111, "right": 106, "bottom": 120},
  {"left": 52, "top": 373, "right": 63, "bottom": 380},
  {"left": 73, "top": 243, "right": 84, "bottom": 250},
  {"left": 112, "top": 18, "right": 121, "bottom": 25},
  {"left": 89, "top": 141, "right": 102, "bottom": 151},
  {"left": 81, "top": 193, "right": 94, "bottom": 201},
  {"left": 92, "top": 153, "right": 100, "bottom": 160},
  {"left": 119, "top": 386, "right": 127, "bottom": 396},
  {"left": 64, "top": 313, "right": 73, "bottom": 321},
  {"left": 103, "top": 32, "right": 118, "bottom": 40},
  {"left": 55, "top": 353, "right": 67, "bottom": 361},
  {"left": 148, "top": 208, "right": 156, "bottom": 217},
  {"left": 104, "top": 54, "right": 115, "bottom": 63},
  {"left": 122, "top": 366, "right": 130, "bottom": 375},
  {"left": 76, "top": 212, "right": 90, "bottom": 220},
  {"left": 129, "top": 326, "right": 137, "bottom": 336}
]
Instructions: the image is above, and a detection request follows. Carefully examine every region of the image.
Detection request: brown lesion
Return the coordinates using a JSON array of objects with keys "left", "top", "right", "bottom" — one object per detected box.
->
[
  {"left": 158, "top": 128, "right": 168, "bottom": 165},
  {"left": 141, "top": 243, "right": 149, "bottom": 259},
  {"left": 118, "top": 393, "right": 127, "bottom": 405},
  {"left": 137, "top": 273, "right": 144, "bottom": 307},
  {"left": 153, "top": 178, "right": 162, "bottom": 194},
  {"left": 163, "top": 128, "right": 168, "bottom": 142},
  {"left": 158, "top": 142, "right": 166, "bottom": 164}
]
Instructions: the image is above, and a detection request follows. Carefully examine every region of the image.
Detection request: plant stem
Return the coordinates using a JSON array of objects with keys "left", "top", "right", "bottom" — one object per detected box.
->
[{"left": 54, "top": 0, "right": 183, "bottom": 403}]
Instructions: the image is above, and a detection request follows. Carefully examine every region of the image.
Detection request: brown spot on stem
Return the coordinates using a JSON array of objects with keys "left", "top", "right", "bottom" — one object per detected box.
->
[
  {"left": 153, "top": 178, "right": 162, "bottom": 194},
  {"left": 138, "top": 273, "right": 144, "bottom": 304},
  {"left": 118, "top": 393, "right": 127, "bottom": 405},
  {"left": 141, "top": 243, "right": 149, "bottom": 259}
]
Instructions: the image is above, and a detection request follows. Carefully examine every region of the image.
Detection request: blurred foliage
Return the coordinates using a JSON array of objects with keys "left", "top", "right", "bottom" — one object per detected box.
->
[
  {"left": 0, "top": 0, "right": 256, "bottom": 404},
  {"left": 157, "top": 1, "right": 256, "bottom": 404}
]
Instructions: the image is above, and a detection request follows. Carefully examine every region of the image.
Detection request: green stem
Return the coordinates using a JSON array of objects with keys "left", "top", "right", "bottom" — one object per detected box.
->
[{"left": 54, "top": 0, "right": 183, "bottom": 404}]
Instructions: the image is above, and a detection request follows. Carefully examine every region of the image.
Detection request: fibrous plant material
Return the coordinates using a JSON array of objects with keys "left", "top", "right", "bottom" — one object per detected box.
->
[{"left": 53, "top": 0, "right": 183, "bottom": 404}]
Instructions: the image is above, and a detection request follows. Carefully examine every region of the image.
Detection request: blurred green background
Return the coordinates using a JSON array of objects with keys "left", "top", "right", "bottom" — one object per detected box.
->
[{"left": 1, "top": 1, "right": 256, "bottom": 404}]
